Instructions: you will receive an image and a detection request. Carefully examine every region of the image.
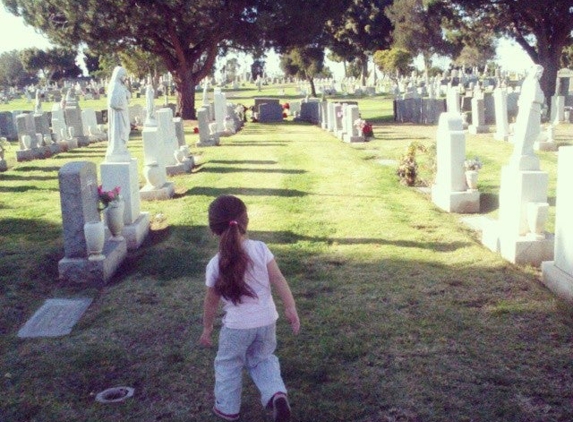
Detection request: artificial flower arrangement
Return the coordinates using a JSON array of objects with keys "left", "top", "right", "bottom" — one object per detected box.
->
[
  {"left": 354, "top": 118, "right": 374, "bottom": 139},
  {"left": 464, "top": 157, "right": 483, "bottom": 171},
  {"left": 98, "top": 185, "right": 122, "bottom": 210}
]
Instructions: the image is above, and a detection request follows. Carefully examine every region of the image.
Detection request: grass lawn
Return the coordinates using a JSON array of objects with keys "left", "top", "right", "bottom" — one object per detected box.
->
[{"left": 1, "top": 86, "right": 572, "bottom": 421}]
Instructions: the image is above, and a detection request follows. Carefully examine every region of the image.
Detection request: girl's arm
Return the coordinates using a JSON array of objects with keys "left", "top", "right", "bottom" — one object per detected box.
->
[
  {"left": 199, "top": 287, "right": 221, "bottom": 347},
  {"left": 268, "top": 259, "right": 300, "bottom": 335}
]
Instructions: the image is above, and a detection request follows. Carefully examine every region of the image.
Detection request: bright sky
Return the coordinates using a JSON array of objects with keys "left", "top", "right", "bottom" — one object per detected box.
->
[{"left": 0, "top": 8, "right": 534, "bottom": 76}]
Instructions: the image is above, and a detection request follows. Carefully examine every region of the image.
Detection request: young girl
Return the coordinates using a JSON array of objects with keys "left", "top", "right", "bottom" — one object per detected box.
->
[{"left": 199, "top": 195, "right": 300, "bottom": 422}]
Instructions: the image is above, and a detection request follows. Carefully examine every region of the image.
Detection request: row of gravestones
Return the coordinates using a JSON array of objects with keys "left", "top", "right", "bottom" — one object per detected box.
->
[
  {"left": 0, "top": 100, "right": 147, "bottom": 167},
  {"left": 196, "top": 87, "right": 244, "bottom": 146},
  {"left": 430, "top": 67, "right": 573, "bottom": 304}
]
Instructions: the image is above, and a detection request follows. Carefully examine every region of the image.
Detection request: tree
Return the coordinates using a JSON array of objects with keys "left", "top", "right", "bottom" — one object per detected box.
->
[
  {"left": 438, "top": 0, "right": 573, "bottom": 106},
  {"left": 19, "top": 47, "right": 82, "bottom": 85},
  {"left": 117, "top": 46, "right": 167, "bottom": 82},
  {"left": 373, "top": 47, "right": 414, "bottom": 81},
  {"left": 4, "top": 0, "right": 351, "bottom": 118},
  {"left": 0, "top": 50, "right": 37, "bottom": 87},
  {"left": 3, "top": 0, "right": 262, "bottom": 119},
  {"left": 251, "top": 59, "right": 265, "bottom": 80},
  {"left": 280, "top": 46, "right": 325, "bottom": 97},
  {"left": 325, "top": 0, "right": 393, "bottom": 85},
  {"left": 385, "top": 0, "right": 458, "bottom": 70}
]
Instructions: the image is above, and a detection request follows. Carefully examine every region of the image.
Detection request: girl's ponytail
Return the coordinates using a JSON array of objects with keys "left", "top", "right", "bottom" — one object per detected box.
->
[{"left": 208, "top": 196, "right": 256, "bottom": 304}]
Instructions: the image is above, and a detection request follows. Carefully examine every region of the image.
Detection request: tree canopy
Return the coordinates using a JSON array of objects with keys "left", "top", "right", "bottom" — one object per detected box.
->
[
  {"left": 438, "top": 0, "right": 573, "bottom": 103},
  {"left": 3, "top": 0, "right": 350, "bottom": 118},
  {"left": 0, "top": 50, "right": 37, "bottom": 87},
  {"left": 280, "top": 46, "right": 326, "bottom": 97},
  {"left": 19, "top": 47, "right": 82, "bottom": 85},
  {"left": 325, "top": 0, "right": 393, "bottom": 85}
]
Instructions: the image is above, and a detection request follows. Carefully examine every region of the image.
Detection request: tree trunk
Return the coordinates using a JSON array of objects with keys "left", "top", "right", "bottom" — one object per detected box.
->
[
  {"left": 360, "top": 54, "right": 368, "bottom": 86},
  {"left": 172, "top": 68, "right": 196, "bottom": 120},
  {"left": 537, "top": 44, "right": 563, "bottom": 119},
  {"left": 308, "top": 76, "right": 317, "bottom": 97}
]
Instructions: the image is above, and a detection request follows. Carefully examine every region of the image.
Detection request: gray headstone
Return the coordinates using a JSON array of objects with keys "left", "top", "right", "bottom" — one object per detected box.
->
[
  {"left": 258, "top": 102, "right": 283, "bottom": 123},
  {"left": 17, "top": 298, "right": 93, "bottom": 338},
  {"left": 299, "top": 102, "right": 320, "bottom": 124},
  {"left": 0, "top": 111, "right": 18, "bottom": 140},
  {"left": 58, "top": 161, "right": 100, "bottom": 258},
  {"left": 173, "top": 117, "right": 185, "bottom": 146}
]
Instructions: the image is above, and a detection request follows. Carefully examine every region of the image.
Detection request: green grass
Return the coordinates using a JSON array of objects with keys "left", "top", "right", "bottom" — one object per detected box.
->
[{"left": 1, "top": 88, "right": 573, "bottom": 422}]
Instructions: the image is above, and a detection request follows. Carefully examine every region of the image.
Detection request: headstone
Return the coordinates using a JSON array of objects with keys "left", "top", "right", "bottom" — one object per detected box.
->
[
  {"left": 468, "top": 97, "right": 489, "bottom": 134},
  {"left": 173, "top": 117, "right": 186, "bottom": 147},
  {"left": 494, "top": 88, "right": 510, "bottom": 141},
  {"left": 446, "top": 88, "right": 461, "bottom": 115},
  {"left": 57, "top": 161, "right": 126, "bottom": 285},
  {"left": 0, "top": 111, "right": 18, "bottom": 140},
  {"left": 156, "top": 107, "right": 179, "bottom": 167},
  {"left": 214, "top": 89, "right": 226, "bottom": 132},
  {"left": 343, "top": 105, "right": 364, "bottom": 143},
  {"left": 82, "top": 108, "right": 106, "bottom": 142},
  {"left": 17, "top": 298, "right": 93, "bottom": 338},
  {"left": 431, "top": 113, "right": 480, "bottom": 213},
  {"left": 258, "top": 102, "right": 283, "bottom": 123},
  {"left": 482, "top": 65, "right": 553, "bottom": 266},
  {"left": 64, "top": 89, "right": 89, "bottom": 147},
  {"left": 196, "top": 107, "right": 219, "bottom": 146},
  {"left": 542, "top": 146, "right": 573, "bottom": 303},
  {"left": 140, "top": 126, "right": 175, "bottom": 201}
]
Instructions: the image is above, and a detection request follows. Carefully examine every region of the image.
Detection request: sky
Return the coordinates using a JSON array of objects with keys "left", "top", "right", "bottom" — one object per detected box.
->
[{"left": 0, "top": 8, "right": 534, "bottom": 78}]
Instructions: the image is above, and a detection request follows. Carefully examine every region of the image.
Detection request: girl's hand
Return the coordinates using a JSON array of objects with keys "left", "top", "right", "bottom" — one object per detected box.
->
[
  {"left": 285, "top": 306, "right": 300, "bottom": 335},
  {"left": 199, "top": 328, "right": 213, "bottom": 347}
]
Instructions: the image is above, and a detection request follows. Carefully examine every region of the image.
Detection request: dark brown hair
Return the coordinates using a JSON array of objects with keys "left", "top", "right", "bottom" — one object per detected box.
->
[{"left": 208, "top": 195, "right": 256, "bottom": 305}]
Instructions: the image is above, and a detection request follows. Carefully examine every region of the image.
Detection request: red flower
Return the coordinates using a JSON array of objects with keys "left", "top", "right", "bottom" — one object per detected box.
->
[
  {"left": 282, "top": 112, "right": 287, "bottom": 118},
  {"left": 193, "top": 127, "right": 199, "bottom": 134},
  {"left": 283, "top": 103, "right": 290, "bottom": 109}
]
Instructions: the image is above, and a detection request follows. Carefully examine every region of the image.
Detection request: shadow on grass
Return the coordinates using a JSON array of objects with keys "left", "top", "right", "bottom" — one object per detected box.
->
[
  {"left": 0, "top": 185, "right": 57, "bottom": 193},
  {"left": 222, "top": 142, "right": 290, "bottom": 147},
  {"left": 185, "top": 186, "right": 308, "bottom": 198},
  {"left": 199, "top": 166, "right": 306, "bottom": 175},
  {"left": 0, "top": 173, "right": 58, "bottom": 181},
  {"left": 13, "top": 166, "right": 61, "bottom": 172},
  {"left": 208, "top": 160, "right": 278, "bottom": 165},
  {"left": 250, "top": 229, "right": 471, "bottom": 252}
]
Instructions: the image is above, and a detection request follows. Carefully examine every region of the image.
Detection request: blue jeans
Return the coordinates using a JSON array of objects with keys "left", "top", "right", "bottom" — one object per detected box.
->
[{"left": 214, "top": 323, "right": 287, "bottom": 414}]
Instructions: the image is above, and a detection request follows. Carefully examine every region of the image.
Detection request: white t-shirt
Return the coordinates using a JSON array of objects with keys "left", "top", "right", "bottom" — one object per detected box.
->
[{"left": 206, "top": 239, "right": 279, "bottom": 329}]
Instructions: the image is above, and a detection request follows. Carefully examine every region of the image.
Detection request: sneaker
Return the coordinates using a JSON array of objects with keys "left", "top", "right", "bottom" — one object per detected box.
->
[
  {"left": 272, "top": 393, "right": 291, "bottom": 422},
  {"left": 212, "top": 406, "right": 240, "bottom": 421}
]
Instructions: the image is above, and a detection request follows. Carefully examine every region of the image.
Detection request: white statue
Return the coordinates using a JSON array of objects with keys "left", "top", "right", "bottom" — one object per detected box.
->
[
  {"left": 34, "top": 89, "right": 42, "bottom": 114},
  {"left": 105, "top": 66, "right": 131, "bottom": 162},
  {"left": 144, "top": 76, "right": 156, "bottom": 127},
  {"left": 511, "top": 64, "right": 545, "bottom": 170}
]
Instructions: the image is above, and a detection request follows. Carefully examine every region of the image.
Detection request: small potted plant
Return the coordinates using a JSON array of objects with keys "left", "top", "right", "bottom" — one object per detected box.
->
[{"left": 464, "top": 156, "right": 482, "bottom": 190}]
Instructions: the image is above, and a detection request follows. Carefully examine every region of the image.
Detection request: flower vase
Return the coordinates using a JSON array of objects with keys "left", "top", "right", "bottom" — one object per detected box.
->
[
  {"left": 105, "top": 200, "right": 125, "bottom": 240},
  {"left": 465, "top": 170, "right": 479, "bottom": 190},
  {"left": 527, "top": 202, "right": 549, "bottom": 240},
  {"left": 144, "top": 162, "right": 163, "bottom": 189},
  {"left": 84, "top": 221, "right": 105, "bottom": 261}
]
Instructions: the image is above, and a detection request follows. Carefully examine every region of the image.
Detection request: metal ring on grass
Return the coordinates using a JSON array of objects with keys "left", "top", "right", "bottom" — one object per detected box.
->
[{"left": 95, "top": 386, "right": 135, "bottom": 403}]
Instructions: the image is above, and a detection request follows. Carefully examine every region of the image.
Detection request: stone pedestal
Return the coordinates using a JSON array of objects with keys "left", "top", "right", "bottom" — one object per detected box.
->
[
  {"left": 100, "top": 159, "right": 150, "bottom": 250},
  {"left": 431, "top": 113, "right": 480, "bottom": 213},
  {"left": 482, "top": 167, "right": 554, "bottom": 265},
  {"left": 58, "top": 239, "right": 127, "bottom": 286}
]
